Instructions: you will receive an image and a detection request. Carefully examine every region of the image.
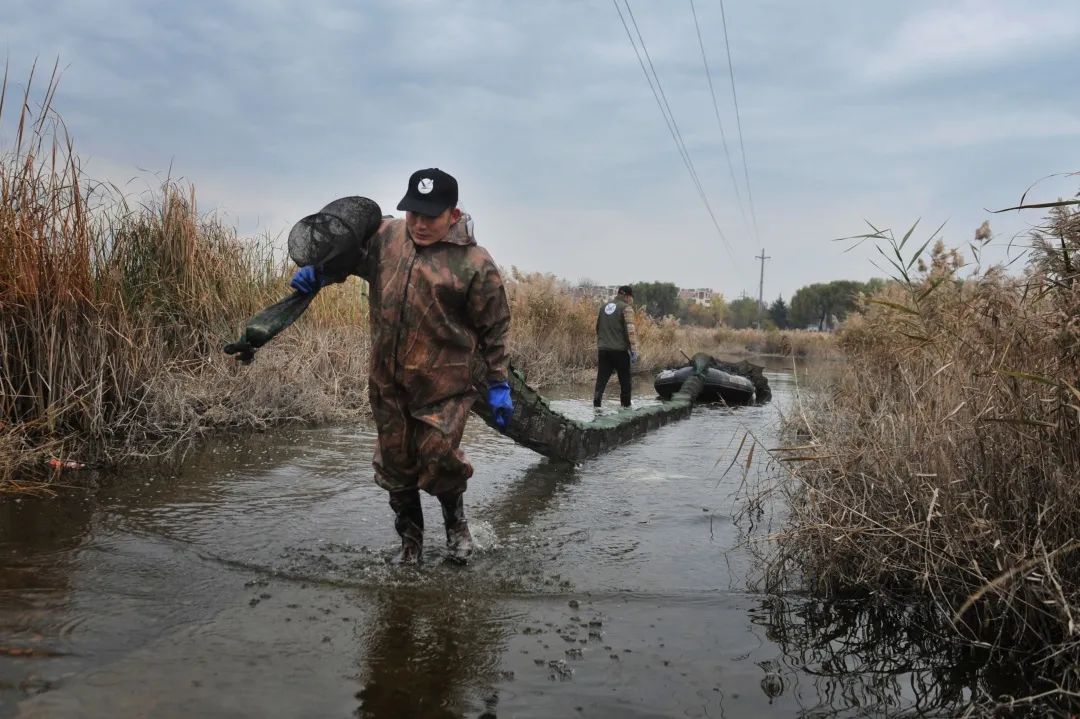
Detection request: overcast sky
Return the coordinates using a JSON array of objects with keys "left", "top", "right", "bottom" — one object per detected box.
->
[{"left": 4, "top": 0, "right": 1078, "bottom": 301}]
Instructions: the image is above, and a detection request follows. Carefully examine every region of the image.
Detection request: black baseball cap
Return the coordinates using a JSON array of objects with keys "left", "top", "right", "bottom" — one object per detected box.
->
[
  {"left": 618, "top": 285, "right": 633, "bottom": 296},
  {"left": 396, "top": 168, "right": 458, "bottom": 216}
]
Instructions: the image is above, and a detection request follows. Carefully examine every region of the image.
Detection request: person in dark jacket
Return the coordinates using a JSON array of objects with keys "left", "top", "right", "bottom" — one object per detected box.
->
[
  {"left": 594, "top": 285, "right": 640, "bottom": 408},
  {"left": 289, "top": 168, "right": 513, "bottom": 565}
]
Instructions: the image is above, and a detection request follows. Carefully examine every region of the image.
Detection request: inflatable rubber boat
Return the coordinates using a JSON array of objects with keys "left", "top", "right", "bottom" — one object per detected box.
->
[{"left": 654, "top": 364, "right": 756, "bottom": 404}]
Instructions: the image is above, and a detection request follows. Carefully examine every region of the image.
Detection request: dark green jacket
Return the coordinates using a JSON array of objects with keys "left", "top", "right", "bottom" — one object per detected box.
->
[{"left": 596, "top": 298, "right": 638, "bottom": 352}]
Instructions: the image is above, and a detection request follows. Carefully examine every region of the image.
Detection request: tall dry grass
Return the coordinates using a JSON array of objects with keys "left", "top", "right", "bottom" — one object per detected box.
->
[
  {"left": 0, "top": 66, "right": 374, "bottom": 488},
  {"left": 505, "top": 270, "right": 597, "bottom": 385},
  {"left": 710, "top": 327, "right": 838, "bottom": 359},
  {"left": 751, "top": 210, "right": 1080, "bottom": 707}
]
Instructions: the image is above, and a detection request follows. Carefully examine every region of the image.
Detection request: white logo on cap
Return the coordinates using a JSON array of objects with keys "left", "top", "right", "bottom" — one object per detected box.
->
[
  {"left": 604, "top": 302, "right": 617, "bottom": 315},
  {"left": 417, "top": 178, "right": 434, "bottom": 194}
]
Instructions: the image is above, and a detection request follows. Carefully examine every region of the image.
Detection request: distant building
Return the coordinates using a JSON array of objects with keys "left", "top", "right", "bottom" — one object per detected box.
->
[
  {"left": 573, "top": 284, "right": 621, "bottom": 302},
  {"left": 678, "top": 287, "right": 714, "bottom": 306}
]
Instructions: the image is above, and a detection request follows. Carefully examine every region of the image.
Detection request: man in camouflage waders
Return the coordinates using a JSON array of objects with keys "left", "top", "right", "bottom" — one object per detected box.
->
[
  {"left": 291, "top": 168, "right": 513, "bottom": 565},
  {"left": 593, "top": 285, "right": 639, "bottom": 408}
]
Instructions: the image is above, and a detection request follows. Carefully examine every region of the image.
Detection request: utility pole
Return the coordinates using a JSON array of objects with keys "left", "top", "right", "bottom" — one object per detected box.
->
[{"left": 755, "top": 249, "right": 771, "bottom": 328}]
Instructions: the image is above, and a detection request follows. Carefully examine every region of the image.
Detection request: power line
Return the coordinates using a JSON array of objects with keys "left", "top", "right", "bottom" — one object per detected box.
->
[
  {"left": 689, "top": 0, "right": 750, "bottom": 237},
  {"left": 614, "top": 1, "right": 694, "bottom": 194},
  {"left": 623, "top": 2, "right": 694, "bottom": 175},
  {"left": 718, "top": 0, "right": 761, "bottom": 246},
  {"left": 622, "top": 0, "right": 733, "bottom": 259},
  {"left": 612, "top": 0, "right": 739, "bottom": 264}
]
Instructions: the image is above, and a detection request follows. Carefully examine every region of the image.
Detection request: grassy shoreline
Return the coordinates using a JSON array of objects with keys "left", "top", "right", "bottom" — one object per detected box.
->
[{"left": 746, "top": 209, "right": 1080, "bottom": 711}]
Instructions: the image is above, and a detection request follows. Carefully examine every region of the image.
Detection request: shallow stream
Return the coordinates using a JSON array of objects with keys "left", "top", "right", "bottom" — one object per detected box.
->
[{"left": 0, "top": 360, "right": 1008, "bottom": 717}]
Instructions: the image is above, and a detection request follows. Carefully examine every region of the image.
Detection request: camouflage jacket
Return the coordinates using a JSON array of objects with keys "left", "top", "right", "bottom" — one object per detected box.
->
[{"left": 354, "top": 216, "right": 510, "bottom": 417}]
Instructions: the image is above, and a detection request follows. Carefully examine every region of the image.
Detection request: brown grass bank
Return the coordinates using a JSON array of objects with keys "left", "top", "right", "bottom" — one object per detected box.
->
[
  {"left": 0, "top": 68, "right": 372, "bottom": 489},
  {"left": 752, "top": 209, "right": 1080, "bottom": 709},
  {"left": 710, "top": 327, "right": 838, "bottom": 359}
]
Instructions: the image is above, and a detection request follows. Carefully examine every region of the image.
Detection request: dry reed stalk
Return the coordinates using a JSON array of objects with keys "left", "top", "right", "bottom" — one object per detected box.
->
[
  {"left": 0, "top": 66, "right": 312, "bottom": 487},
  {"left": 746, "top": 212, "right": 1080, "bottom": 709},
  {"left": 710, "top": 327, "right": 840, "bottom": 359}
]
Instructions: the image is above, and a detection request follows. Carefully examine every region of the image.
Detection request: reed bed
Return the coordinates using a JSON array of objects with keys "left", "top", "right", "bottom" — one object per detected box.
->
[
  {"left": 749, "top": 210, "right": 1080, "bottom": 709},
  {"left": 0, "top": 66, "right": 369, "bottom": 488},
  {"left": 710, "top": 327, "right": 838, "bottom": 359}
]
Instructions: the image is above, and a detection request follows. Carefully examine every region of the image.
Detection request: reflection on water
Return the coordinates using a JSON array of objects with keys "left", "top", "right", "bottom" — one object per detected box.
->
[
  {"left": 0, "top": 491, "right": 96, "bottom": 700},
  {"left": 355, "top": 587, "right": 506, "bottom": 719},
  {"left": 356, "top": 459, "right": 575, "bottom": 717},
  {"left": 0, "top": 364, "right": 1070, "bottom": 717},
  {"left": 753, "top": 595, "right": 1069, "bottom": 717}
]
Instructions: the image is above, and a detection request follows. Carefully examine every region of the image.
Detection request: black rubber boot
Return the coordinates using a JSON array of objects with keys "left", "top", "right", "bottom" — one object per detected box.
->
[
  {"left": 389, "top": 489, "right": 424, "bottom": 565},
  {"left": 438, "top": 492, "right": 474, "bottom": 565}
]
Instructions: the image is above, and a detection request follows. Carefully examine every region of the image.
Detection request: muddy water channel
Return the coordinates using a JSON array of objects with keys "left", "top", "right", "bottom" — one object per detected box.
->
[{"left": 2, "top": 361, "right": 981, "bottom": 718}]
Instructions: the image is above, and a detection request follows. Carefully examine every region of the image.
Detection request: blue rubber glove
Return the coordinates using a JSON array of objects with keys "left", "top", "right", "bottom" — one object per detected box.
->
[
  {"left": 487, "top": 380, "right": 513, "bottom": 431},
  {"left": 289, "top": 265, "right": 327, "bottom": 295},
  {"left": 630, "top": 350, "right": 639, "bottom": 365}
]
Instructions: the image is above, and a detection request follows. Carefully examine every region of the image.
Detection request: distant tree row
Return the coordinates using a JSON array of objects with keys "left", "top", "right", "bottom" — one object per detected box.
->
[
  {"left": 785, "top": 278, "right": 886, "bottom": 330},
  {"left": 582, "top": 278, "right": 886, "bottom": 330},
  {"left": 750, "top": 279, "right": 888, "bottom": 330},
  {"left": 631, "top": 281, "right": 729, "bottom": 328}
]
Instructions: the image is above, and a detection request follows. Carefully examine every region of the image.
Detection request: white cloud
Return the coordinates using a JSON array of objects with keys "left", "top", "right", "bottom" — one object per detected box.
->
[
  {"left": 861, "top": 1, "right": 1080, "bottom": 82},
  {"left": 917, "top": 108, "right": 1080, "bottom": 148}
]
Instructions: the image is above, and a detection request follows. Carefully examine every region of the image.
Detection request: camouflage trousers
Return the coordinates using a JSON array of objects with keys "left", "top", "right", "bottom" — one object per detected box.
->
[{"left": 369, "top": 380, "right": 475, "bottom": 496}]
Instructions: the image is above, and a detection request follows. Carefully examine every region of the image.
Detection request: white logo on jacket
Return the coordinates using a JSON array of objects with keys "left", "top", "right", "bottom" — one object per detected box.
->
[
  {"left": 418, "top": 178, "right": 434, "bottom": 194},
  {"left": 603, "top": 302, "right": 617, "bottom": 315}
]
